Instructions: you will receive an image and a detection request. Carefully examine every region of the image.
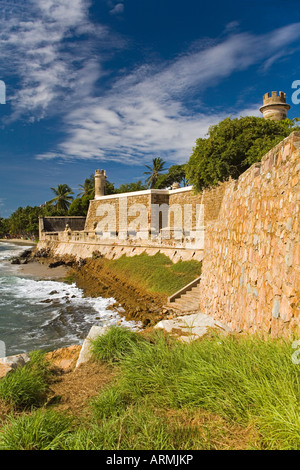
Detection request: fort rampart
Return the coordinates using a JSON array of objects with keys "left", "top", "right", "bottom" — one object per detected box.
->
[
  {"left": 38, "top": 132, "right": 300, "bottom": 336},
  {"left": 198, "top": 132, "right": 300, "bottom": 336}
]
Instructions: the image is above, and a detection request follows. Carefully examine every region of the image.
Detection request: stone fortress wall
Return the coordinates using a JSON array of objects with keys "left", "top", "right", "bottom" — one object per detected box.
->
[
  {"left": 39, "top": 217, "right": 86, "bottom": 233},
  {"left": 38, "top": 92, "right": 300, "bottom": 336},
  {"left": 39, "top": 185, "right": 209, "bottom": 263},
  {"left": 198, "top": 132, "right": 300, "bottom": 337},
  {"left": 39, "top": 177, "right": 228, "bottom": 263}
]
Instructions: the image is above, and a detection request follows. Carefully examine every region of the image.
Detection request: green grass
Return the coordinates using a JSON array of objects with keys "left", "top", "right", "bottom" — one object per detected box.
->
[
  {"left": 109, "top": 252, "right": 202, "bottom": 295},
  {"left": 0, "top": 410, "right": 73, "bottom": 450},
  {"left": 63, "top": 405, "right": 178, "bottom": 450},
  {"left": 87, "top": 327, "right": 300, "bottom": 449},
  {"left": 62, "top": 398, "right": 220, "bottom": 450},
  {"left": 1, "top": 328, "right": 299, "bottom": 450},
  {"left": 91, "top": 383, "right": 131, "bottom": 420},
  {"left": 0, "top": 351, "right": 53, "bottom": 409},
  {"left": 90, "top": 325, "right": 146, "bottom": 362},
  {"left": 112, "top": 331, "right": 300, "bottom": 449},
  {"left": 90, "top": 328, "right": 300, "bottom": 449}
]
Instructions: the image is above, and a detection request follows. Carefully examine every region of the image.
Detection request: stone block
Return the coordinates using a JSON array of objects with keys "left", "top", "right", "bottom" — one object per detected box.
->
[
  {"left": 154, "top": 312, "right": 232, "bottom": 342},
  {"left": 76, "top": 325, "right": 108, "bottom": 367}
]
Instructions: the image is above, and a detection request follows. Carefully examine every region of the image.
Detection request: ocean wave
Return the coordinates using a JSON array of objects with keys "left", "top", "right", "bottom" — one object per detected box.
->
[
  {"left": 0, "top": 243, "right": 141, "bottom": 355},
  {"left": 0, "top": 269, "right": 141, "bottom": 355},
  {"left": 0, "top": 243, "right": 32, "bottom": 261}
]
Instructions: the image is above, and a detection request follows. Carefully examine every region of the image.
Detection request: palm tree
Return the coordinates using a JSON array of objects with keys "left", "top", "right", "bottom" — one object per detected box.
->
[
  {"left": 144, "top": 157, "right": 168, "bottom": 189},
  {"left": 47, "top": 184, "right": 74, "bottom": 213},
  {"left": 77, "top": 174, "right": 95, "bottom": 198}
]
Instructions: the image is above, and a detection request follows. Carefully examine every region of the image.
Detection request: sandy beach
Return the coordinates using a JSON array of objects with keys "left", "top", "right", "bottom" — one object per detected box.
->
[
  {"left": 17, "top": 261, "right": 70, "bottom": 280},
  {"left": 0, "top": 239, "right": 70, "bottom": 280},
  {"left": 0, "top": 239, "right": 37, "bottom": 246}
]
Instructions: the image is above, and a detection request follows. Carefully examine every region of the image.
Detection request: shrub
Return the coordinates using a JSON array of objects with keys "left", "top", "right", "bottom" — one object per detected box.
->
[{"left": 186, "top": 116, "right": 298, "bottom": 191}]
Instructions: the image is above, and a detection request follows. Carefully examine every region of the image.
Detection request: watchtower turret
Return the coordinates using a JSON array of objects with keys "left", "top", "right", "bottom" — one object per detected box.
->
[
  {"left": 94, "top": 169, "right": 107, "bottom": 198},
  {"left": 259, "top": 91, "right": 290, "bottom": 121}
]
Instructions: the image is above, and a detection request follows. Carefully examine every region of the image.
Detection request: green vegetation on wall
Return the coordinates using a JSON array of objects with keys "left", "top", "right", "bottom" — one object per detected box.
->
[
  {"left": 109, "top": 252, "right": 202, "bottom": 295},
  {"left": 186, "top": 116, "right": 299, "bottom": 191}
]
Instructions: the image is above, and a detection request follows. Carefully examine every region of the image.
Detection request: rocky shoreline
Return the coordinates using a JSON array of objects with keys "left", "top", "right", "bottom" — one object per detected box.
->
[
  {"left": 10, "top": 246, "right": 169, "bottom": 327},
  {"left": 0, "top": 244, "right": 232, "bottom": 381}
]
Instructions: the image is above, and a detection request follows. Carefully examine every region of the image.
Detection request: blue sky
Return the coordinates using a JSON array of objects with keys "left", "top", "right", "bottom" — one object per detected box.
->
[{"left": 1, "top": 0, "right": 300, "bottom": 216}]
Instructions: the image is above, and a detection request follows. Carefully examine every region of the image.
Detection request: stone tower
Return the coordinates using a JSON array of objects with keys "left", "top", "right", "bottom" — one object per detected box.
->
[
  {"left": 259, "top": 91, "right": 290, "bottom": 121},
  {"left": 94, "top": 169, "right": 107, "bottom": 198}
]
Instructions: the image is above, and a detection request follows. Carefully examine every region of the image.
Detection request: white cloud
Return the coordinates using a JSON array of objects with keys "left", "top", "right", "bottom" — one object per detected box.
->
[
  {"left": 109, "top": 3, "right": 124, "bottom": 15},
  {"left": 0, "top": 0, "right": 122, "bottom": 121},
  {"left": 36, "top": 23, "right": 300, "bottom": 164},
  {"left": 0, "top": 198, "right": 5, "bottom": 217},
  {"left": 1, "top": 3, "right": 300, "bottom": 165}
]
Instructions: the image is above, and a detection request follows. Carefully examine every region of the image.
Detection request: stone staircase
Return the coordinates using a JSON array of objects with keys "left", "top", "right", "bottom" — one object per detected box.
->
[{"left": 167, "top": 276, "right": 201, "bottom": 313}]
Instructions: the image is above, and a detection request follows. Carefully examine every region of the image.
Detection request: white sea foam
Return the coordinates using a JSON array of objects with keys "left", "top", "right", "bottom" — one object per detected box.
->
[
  {"left": 0, "top": 243, "right": 33, "bottom": 268},
  {"left": 0, "top": 243, "right": 141, "bottom": 355},
  {"left": 8, "top": 276, "right": 141, "bottom": 329}
]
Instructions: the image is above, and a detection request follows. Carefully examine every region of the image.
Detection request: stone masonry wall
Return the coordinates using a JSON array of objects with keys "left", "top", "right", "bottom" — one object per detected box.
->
[
  {"left": 169, "top": 184, "right": 226, "bottom": 230},
  {"left": 199, "top": 132, "right": 300, "bottom": 337},
  {"left": 84, "top": 194, "right": 152, "bottom": 233}
]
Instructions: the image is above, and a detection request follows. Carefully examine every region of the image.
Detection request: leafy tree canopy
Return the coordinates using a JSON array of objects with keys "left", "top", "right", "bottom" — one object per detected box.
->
[
  {"left": 155, "top": 164, "right": 186, "bottom": 189},
  {"left": 1, "top": 204, "right": 61, "bottom": 238},
  {"left": 186, "top": 116, "right": 299, "bottom": 191},
  {"left": 68, "top": 194, "right": 91, "bottom": 216},
  {"left": 0, "top": 218, "right": 10, "bottom": 237},
  {"left": 77, "top": 174, "right": 95, "bottom": 198},
  {"left": 116, "top": 181, "right": 146, "bottom": 193},
  {"left": 105, "top": 180, "right": 116, "bottom": 195}
]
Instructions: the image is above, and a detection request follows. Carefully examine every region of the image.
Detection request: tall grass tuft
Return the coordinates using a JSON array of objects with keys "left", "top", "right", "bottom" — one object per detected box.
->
[
  {"left": 91, "top": 384, "right": 131, "bottom": 420},
  {"left": 0, "top": 410, "right": 73, "bottom": 450},
  {"left": 0, "top": 350, "right": 53, "bottom": 409},
  {"left": 90, "top": 326, "right": 147, "bottom": 362}
]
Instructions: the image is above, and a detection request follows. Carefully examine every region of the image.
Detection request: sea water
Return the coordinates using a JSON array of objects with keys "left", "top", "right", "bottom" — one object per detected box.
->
[{"left": 0, "top": 242, "right": 140, "bottom": 356}]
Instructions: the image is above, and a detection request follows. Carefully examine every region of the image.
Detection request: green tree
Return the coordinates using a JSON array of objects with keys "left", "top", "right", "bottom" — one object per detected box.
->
[
  {"left": 105, "top": 180, "right": 116, "bottom": 195},
  {"left": 6, "top": 206, "right": 44, "bottom": 238},
  {"left": 116, "top": 181, "right": 146, "bottom": 193},
  {"left": 144, "top": 157, "right": 168, "bottom": 189},
  {"left": 77, "top": 174, "right": 95, "bottom": 198},
  {"left": 68, "top": 194, "right": 91, "bottom": 216},
  {"left": 46, "top": 184, "right": 74, "bottom": 213},
  {"left": 186, "top": 116, "right": 299, "bottom": 191},
  {"left": 155, "top": 164, "right": 186, "bottom": 189},
  {"left": 0, "top": 218, "right": 10, "bottom": 237}
]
